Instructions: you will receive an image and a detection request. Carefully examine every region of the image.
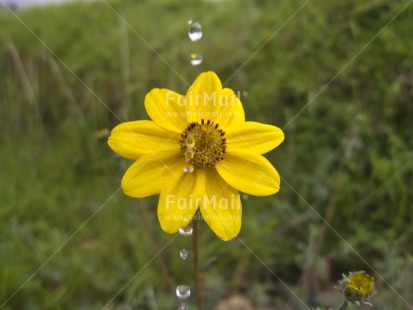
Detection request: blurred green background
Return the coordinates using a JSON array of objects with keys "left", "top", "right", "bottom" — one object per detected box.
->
[{"left": 1, "top": 0, "right": 413, "bottom": 309}]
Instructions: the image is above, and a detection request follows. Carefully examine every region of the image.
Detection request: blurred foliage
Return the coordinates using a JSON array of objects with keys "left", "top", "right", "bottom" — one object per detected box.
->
[{"left": 1, "top": 0, "right": 413, "bottom": 309}]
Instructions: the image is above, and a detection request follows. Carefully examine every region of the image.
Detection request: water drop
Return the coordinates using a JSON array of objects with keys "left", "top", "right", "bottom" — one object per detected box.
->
[
  {"left": 179, "top": 224, "right": 193, "bottom": 236},
  {"left": 186, "top": 134, "right": 195, "bottom": 149},
  {"left": 188, "top": 21, "right": 202, "bottom": 41},
  {"left": 185, "top": 149, "right": 194, "bottom": 162},
  {"left": 176, "top": 285, "right": 191, "bottom": 300},
  {"left": 179, "top": 249, "right": 189, "bottom": 260},
  {"left": 189, "top": 53, "right": 203, "bottom": 66},
  {"left": 188, "top": 19, "right": 193, "bottom": 25},
  {"left": 183, "top": 164, "right": 194, "bottom": 173},
  {"left": 178, "top": 302, "right": 188, "bottom": 310}
]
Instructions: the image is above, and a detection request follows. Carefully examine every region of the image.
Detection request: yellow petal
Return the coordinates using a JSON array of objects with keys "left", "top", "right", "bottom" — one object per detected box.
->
[
  {"left": 157, "top": 168, "right": 206, "bottom": 234},
  {"left": 213, "top": 88, "right": 245, "bottom": 127},
  {"left": 216, "top": 148, "right": 280, "bottom": 196},
  {"left": 185, "top": 71, "right": 223, "bottom": 123},
  {"left": 121, "top": 150, "right": 183, "bottom": 197},
  {"left": 108, "top": 120, "right": 180, "bottom": 160},
  {"left": 145, "top": 88, "right": 187, "bottom": 133},
  {"left": 188, "top": 71, "right": 222, "bottom": 97},
  {"left": 199, "top": 169, "right": 241, "bottom": 240},
  {"left": 225, "top": 122, "right": 284, "bottom": 154}
]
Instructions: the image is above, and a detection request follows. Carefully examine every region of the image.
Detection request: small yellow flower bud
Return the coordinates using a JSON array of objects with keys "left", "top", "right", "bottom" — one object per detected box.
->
[{"left": 337, "top": 271, "right": 375, "bottom": 307}]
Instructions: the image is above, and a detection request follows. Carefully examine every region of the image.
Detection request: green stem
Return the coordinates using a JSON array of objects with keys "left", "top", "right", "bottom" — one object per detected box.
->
[
  {"left": 337, "top": 299, "right": 348, "bottom": 310},
  {"left": 193, "top": 217, "right": 202, "bottom": 310}
]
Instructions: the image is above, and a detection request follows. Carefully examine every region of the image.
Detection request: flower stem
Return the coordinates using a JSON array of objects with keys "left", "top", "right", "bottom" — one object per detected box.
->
[
  {"left": 193, "top": 216, "right": 202, "bottom": 310},
  {"left": 337, "top": 299, "right": 348, "bottom": 310},
  {"left": 136, "top": 201, "right": 175, "bottom": 292}
]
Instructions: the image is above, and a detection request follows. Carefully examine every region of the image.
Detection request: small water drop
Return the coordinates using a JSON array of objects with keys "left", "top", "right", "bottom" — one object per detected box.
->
[
  {"left": 183, "top": 164, "right": 194, "bottom": 173},
  {"left": 188, "top": 19, "right": 193, "bottom": 25},
  {"left": 179, "top": 224, "right": 193, "bottom": 236},
  {"left": 176, "top": 285, "right": 191, "bottom": 300},
  {"left": 189, "top": 53, "right": 203, "bottom": 66},
  {"left": 179, "top": 249, "right": 189, "bottom": 260},
  {"left": 178, "top": 302, "right": 188, "bottom": 310},
  {"left": 188, "top": 21, "right": 202, "bottom": 41}
]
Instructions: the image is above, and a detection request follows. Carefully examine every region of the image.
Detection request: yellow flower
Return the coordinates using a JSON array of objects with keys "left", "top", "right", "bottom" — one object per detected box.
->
[
  {"left": 108, "top": 71, "right": 284, "bottom": 240},
  {"left": 338, "top": 271, "right": 375, "bottom": 306}
]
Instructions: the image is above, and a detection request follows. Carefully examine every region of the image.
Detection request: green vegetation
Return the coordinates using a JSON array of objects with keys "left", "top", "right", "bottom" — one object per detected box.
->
[{"left": 1, "top": 0, "right": 413, "bottom": 308}]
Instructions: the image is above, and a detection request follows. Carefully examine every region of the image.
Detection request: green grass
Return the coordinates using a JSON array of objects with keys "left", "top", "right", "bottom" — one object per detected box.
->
[{"left": 1, "top": 0, "right": 413, "bottom": 308}]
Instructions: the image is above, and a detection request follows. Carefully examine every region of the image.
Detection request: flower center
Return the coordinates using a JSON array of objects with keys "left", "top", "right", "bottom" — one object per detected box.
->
[{"left": 179, "top": 119, "right": 226, "bottom": 169}]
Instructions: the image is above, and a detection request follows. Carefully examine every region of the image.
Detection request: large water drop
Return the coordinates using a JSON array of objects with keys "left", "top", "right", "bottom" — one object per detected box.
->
[
  {"left": 188, "top": 21, "right": 203, "bottom": 42},
  {"left": 176, "top": 285, "right": 191, "bottom": 300},
  {"left": 189, "top": 54, "right": 203, "bottom": 66}
]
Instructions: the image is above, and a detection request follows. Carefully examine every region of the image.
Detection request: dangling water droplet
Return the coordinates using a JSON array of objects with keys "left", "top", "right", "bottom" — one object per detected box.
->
[
  {"left": 189, "top": 53, "right": 203, "bottom": 66},
  {"left": 176, "top": 285, "right": 191, "bottom": 300},
  {"left": 185, "top": 149, "right": 194, "bottom": 162},
  {"left": 183, "top": 164, "right": 194, "bottom": 173},
  {"left": 188, "top": 21, "right": 202, "bottom": 41},
  {"left": 179, "top": 224, "right": 193, "bottom": 236},
  {"left": 186, "top": 133, "right": 195, "bottom": 149},
  {"left": 178, "top": 302, "right": 188, "bottom": 310},
  {"left": 179, "top": 249, "right": 189, "bottom": 260}
]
